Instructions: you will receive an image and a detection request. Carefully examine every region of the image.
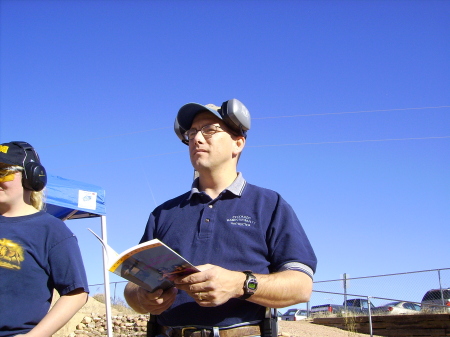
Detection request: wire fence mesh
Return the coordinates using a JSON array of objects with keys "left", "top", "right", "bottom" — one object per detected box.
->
[
  {"left": 311, "top": 268, "right": 450, "bottom": 308},
  {"left": 89, "top": 267, "right": 450, "bottom": 314}
]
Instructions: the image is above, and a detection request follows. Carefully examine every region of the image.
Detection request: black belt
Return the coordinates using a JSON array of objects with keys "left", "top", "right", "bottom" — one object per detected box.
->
[{"left": 159, "top": 324, "right": 261, "bottom": 337}]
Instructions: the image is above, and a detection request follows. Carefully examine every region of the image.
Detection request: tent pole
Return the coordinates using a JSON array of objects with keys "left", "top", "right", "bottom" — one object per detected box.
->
[{"left": 101, "top": 215, "right": 113, "bottom": 337}]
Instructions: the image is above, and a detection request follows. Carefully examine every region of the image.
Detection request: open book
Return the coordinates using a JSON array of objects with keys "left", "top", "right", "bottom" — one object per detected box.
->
[{"left": 88, "top": 228, "right": 199, "bottom": 293}]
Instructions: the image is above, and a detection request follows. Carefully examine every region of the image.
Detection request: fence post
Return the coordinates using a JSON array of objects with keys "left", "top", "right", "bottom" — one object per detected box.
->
[
  {"left": 367, "top": 296, "right": 373, "bottom": 337},
  {"left": 343, "top": 273, "right": 348, "bottom": 311},
  {"left": 438, "top": 269, "right": 445, "bottom": 306}
]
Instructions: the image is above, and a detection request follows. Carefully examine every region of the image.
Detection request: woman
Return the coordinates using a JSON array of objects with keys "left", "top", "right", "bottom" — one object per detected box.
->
[{"left": 0, "top": 141, "right": 89, "bottom": 337}]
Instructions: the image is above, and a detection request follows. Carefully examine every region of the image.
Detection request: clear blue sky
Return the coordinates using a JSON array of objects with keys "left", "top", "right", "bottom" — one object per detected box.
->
[{"left": 1, "top": 0, "right": 449, "bottom": 310}]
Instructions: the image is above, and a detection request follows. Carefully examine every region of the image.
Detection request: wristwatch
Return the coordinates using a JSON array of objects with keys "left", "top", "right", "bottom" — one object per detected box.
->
[{"left": 239, "top": 270, "right": 258, "bottom": 300}]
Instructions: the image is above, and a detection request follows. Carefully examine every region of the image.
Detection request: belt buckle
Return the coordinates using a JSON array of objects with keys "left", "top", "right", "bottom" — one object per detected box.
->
[
  {"left": 181, "top": 326, "right": 199, "bottom": 337},
  {"left": 181, "top": 327, "right": 211, "bottom": 337}
]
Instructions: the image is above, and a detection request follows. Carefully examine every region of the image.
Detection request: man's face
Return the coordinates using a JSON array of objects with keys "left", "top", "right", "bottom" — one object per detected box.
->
[{"left": 188, "top": 112, "right": 240, "bottom": 172}]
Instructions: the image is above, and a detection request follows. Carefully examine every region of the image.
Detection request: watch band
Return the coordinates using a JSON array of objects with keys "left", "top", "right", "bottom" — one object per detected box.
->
[{"left": 239, "top": 270, "right": 258, "bottom": 300}]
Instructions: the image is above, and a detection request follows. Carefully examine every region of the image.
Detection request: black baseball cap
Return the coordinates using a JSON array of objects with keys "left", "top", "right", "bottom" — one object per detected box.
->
[{"left": 0, "top": 141, "right": 40, "bottom": 167}]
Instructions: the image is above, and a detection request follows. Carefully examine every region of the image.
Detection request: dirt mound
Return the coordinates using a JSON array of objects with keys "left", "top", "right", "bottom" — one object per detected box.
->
[
  {"left": 53, "top": 294, "right": 119, "bottom": 337},
  {"left": 279, "top": 320, "right": 378, "bottom": 337}
]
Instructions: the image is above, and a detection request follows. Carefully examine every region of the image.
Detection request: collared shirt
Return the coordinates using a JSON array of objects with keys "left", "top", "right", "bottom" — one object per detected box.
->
[{"left": 141, "top": 173, "right": 317, "bottom": 327}]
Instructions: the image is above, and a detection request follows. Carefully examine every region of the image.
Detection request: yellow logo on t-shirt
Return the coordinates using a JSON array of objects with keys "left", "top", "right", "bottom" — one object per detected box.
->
[
  {"left": 0, "top": 145, "right": 9, "bottom": 154},
  {"left": 0, "top": 238, "right": 24, "bottom": 270}
]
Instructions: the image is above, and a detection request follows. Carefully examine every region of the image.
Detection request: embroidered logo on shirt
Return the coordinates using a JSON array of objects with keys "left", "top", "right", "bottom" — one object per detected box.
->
[
  {"left": 227, "top": 215, "right": 256, "bottom": 227},
  {"left": 0, "top": 238, "right": 24, "bottom": 270},
  {"left": 0, "top": 145, "right": 9, "bottom": 153}
]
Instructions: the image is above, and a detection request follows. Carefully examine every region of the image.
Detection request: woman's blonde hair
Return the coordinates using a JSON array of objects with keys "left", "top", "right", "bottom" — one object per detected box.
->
[{"left": 30, "top": 190, "right": 45, "bottom": 211}]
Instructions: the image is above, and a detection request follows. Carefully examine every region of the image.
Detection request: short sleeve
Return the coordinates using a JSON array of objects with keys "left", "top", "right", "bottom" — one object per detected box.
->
[{"left": 48, "top": 235, "right": 89, "bottom": 296}]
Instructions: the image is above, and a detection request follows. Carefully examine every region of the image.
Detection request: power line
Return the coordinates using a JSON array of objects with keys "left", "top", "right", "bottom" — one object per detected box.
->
[
  {"left": 42, "top": 105, "right": 449, "bottom": 149},
  {"left": 247, "top": 136, "right": 450, "bottom": 148},
  {"left": 253, "top": 105, "right": 450, "bottom": 120},
  {"left": 249, "top": 136, "right": 450, "bottom": 148}
]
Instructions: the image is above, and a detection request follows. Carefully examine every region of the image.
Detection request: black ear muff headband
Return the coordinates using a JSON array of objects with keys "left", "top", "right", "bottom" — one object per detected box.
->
[
  {"left": 174, "top": 98, "right": 251, "bottom": 145},
  {"left": 11, "top": 141, "right": 47, "bottom": 191}
]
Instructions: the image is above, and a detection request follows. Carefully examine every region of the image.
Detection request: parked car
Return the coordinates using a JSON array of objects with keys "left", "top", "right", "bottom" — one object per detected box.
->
[
  {"left": 310, "top": 304, "right": 345, "bottom": 315},
  {"left": 281, "top": 308, "right": 308, "bottom": 321},
  {"left": 421, "top": 288, "right": 450, "bottom": 312},
  {"left": 311, "top": 298, "right": 374, "bottom": 316},
  {"left": 372, "top": 301, "right": 421, "bottom": 315}
]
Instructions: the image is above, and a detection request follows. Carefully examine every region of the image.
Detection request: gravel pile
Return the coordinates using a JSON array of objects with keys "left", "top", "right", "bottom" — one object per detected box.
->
[{"left": 68, "top": 313, "right": 149, "bottom": 337}]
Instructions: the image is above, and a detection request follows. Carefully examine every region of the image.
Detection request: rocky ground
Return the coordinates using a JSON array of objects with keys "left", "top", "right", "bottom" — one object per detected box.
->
[
  {"left": 68, "top": 313, "right": 379, "bottom": 337},
  {"left": 55, "top": 295, "right": 378, "bottom": 337}
]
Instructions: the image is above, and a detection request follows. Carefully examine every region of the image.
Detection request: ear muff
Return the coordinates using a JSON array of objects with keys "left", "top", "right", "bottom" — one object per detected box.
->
[
  {"left": 11, "top": 141, "right": 47, "bottom": 191},
  {"left": 220, "top": 99, "right": 251, "bottom": 137},
  {"left": 22, "top": 161, "right": 47, "bottom": 191}
]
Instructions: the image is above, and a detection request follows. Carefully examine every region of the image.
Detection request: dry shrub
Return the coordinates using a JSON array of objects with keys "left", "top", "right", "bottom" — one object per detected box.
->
[
  {"left": 342, "top": 313, "right": 358, "bottom": 336},
  {"left": 91, "top": 293, "right": 137, "bottom": 314}
]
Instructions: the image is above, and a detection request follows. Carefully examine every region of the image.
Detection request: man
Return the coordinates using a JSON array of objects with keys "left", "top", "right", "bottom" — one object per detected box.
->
[{"left": 124, "top": 99, "right": 317, "bottom": 337}]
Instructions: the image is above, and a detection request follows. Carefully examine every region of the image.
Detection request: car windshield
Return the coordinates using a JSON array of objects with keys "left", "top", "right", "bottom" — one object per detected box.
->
[
  {"left": 384, "top": 301, "right": 400, "bottom": 307},
  {"left": 285, "top": 309, "right": 296, "bottom": 315},
  {"left": 403, "top": 302, "right": 421, "bottom": 310},
  {"left": 412, "top": 303, "right": 421, "bottom": 311}
]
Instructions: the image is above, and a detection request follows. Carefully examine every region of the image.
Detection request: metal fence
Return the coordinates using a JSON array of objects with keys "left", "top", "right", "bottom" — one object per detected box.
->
[
  {"left": 89, "top": 280, "right": 128, "bottom": 306},
  {"left": 89, "top": 267, "right": 450, "bottom": 308},
  {"left": 309, "top": 268, "right": 450, "bottom": 337},
  {"left": 312, "top": 267, "right": 450, "bottom": 308}
]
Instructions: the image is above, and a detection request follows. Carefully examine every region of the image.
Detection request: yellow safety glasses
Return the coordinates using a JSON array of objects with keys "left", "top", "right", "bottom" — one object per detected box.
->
[{"left": 0, "top": 168, "right": 21, "bottom": 182}]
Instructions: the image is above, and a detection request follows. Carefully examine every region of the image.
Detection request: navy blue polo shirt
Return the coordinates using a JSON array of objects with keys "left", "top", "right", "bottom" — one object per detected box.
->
[{"left": 141, "top": 173, "right": 316, "bottom": 328}]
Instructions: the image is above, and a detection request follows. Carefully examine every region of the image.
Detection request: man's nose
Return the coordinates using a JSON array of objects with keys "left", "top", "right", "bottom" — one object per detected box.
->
[{"left": 192, "top": 129, "right": 205, "bottom": 142}]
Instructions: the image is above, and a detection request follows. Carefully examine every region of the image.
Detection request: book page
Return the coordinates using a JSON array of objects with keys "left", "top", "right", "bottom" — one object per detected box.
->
[
  {"left": 88, "top": 228, "right": 199, "bottom": 293},
  {"left": 111, "top": 242, "right": 199, "bottom": 292},
  {"left": 87, "top": 228, "right": 119, "bottom": 268}
]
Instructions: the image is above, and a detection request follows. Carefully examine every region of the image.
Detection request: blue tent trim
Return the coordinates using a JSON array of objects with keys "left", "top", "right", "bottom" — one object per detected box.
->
[{"left": 45, "top": 175, "right": 106, "bottom": 220}]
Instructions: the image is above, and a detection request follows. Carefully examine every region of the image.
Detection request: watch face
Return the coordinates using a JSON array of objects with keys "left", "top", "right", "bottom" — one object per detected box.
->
[
  {"left": 248, "top": 281, "right": 257, "bottom": 290},
  {"left": 240, "top": 272, "right": 258, "bottom": 299},
  {"left": 246, "top": 275, "right": 258, "bottom": 294}
]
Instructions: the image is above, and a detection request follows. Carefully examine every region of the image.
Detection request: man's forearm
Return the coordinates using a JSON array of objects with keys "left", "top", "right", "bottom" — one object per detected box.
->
[
  {"left": 246, "top": 270, "right": 313, "bottom": 308},
  {"left": 25, "top": 290, "right": 88, "bottom": 337}
]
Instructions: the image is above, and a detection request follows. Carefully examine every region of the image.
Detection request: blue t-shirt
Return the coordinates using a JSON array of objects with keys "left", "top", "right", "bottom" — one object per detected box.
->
[
  {"left": 0, "top": 211, "right": 89, "bottom": 336},
  {"left": 141, "top": 173, "right": 317, "bottom": 328}
]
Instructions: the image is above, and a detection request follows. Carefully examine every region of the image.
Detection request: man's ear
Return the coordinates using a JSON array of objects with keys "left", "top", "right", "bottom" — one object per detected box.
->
[{"left": 232, "top": 136, "right": 245, "bottom": 157}]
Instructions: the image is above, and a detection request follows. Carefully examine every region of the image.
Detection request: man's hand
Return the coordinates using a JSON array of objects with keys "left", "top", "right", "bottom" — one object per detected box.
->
[
  {"left": 124, "top": 282, "right": 178, "bottom": 315},
  {"left": 174, "top": 264, "right": 245, "bottom": 307},
  {"left": 136, "top": 286, "right": 178, "bottom": 314}
]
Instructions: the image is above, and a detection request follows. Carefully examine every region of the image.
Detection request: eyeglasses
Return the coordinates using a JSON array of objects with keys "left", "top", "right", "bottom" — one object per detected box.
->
[
  {"left": 0, "top": 167, "right": 22, "bottom": 183},
  {"left": 183, "top": 124, "right": 224, "bottom": 142}
]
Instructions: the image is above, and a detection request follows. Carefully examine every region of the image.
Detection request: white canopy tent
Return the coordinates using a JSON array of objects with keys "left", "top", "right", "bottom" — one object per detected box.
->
[{"left": 45, "top": 175, "right": 113, "bottom": 337}]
